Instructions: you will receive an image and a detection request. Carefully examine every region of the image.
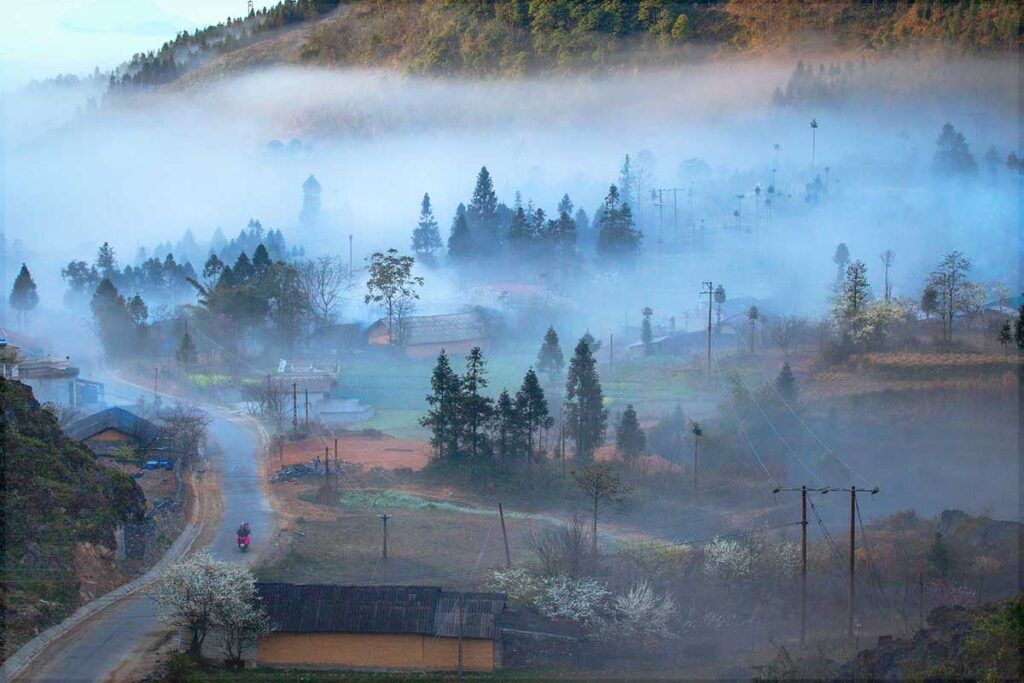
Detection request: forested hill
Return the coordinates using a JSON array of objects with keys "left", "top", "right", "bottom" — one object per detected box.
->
[
  {"left": 0, "top": 379, "right": 145, "bottom": 659},
  {"left": 108, "top": 0, "right": 1020, "bottom": 91}
]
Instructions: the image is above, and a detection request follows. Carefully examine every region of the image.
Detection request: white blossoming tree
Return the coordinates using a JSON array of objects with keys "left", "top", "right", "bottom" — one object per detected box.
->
[
  {"left": 153, "top": 551, "right": 271, "bottom": 662},
  {"left": 600, "top": 581, "right": 675, "bottom": 648}
]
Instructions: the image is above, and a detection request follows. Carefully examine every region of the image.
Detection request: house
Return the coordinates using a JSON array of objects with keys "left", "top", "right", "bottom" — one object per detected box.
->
[
  {"left": 64, "top": 406, "right": 165, "bottom": 459},
  {"left": 367, "top": 313, "right": 486, "bottom": 359},
  {"left": 15, "top": 357, "right": 80, "bottom": 405},
  {"left": 205, "top": 584, "right": 507, "bottom": 671}
]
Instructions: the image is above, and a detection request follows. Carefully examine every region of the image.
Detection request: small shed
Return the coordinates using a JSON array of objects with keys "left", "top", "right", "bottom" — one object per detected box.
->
[
  {"left": 205, "top": 583, "right": 507, "bottom": 671},
  {"left": 368, "top": 313, "right": 486, "bottom": 358}
]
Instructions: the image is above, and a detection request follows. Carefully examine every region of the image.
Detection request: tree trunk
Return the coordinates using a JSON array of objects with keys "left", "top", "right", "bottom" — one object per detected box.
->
[{"left": 592, "top": 496, "right": 599, "bottom": 556}]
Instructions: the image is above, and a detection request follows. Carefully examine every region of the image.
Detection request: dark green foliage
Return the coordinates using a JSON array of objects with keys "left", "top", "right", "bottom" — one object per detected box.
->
[
  {"left": 459, "top": 347, "right": 493, "bottom": 460},
  {"left": 775, "top": 362, "right": 797, "bottom": 403},
  {"left": 536, "top": 326, "right": 564, "bottom": 383},
  {"left": 934, "top": 122, "right": 977, "bottom": 174},
  {"left": 420, "top": 350, "right": 462, "bottom": 460},
  {"left": 60, "top": 260, "right": 100, "bottom": 302},
  {"left": 927, "top": 532, "right": 951, "bottom": 576},
  {"left": 564, "top": 337, "right": 607, "bottom": 460},
  {"left": 492, "top": 389, "right": 525, "bottom": 461},
  {"left": 91, "top": 279, "right": 147, "bottom": 360},
  {"left": 9, "top": 263, "right": 39, "bottom": 316},
  {"left": 0, "top": 378, "right": 145, "bottom": 654},
  {"left": 176, "top": 328, "right": 199, "bottom": 369},
  {"left": 596, "top": 185, "right": 642, "bottom": 262},
  {"left": 833, "top": 242, "right": 850, "bottom": 288},
  {"left": 364, "top": 249, "right": 424, "bottom": 345},
  {"left": 615, "top": 404, "right": 646, "bottom": 464},
  {"left": 467, "top": 166, "right": 500, "bottom": 254},
  {"left": 411, "top": 193, "right": 443, "bottom": 257},
  {"left": 516, "top": 367, "right": 552, "bottom": 464},
  {"left": 641, "top": 307, "right": 654, "bottom": 353},
  {"left": 1014, "top": 302, "right": 1024, "bottom": 351},
  {"left": 713, "top": 284, "right": 726, "bottom": 332},
  {"left": 447, "top": 203, "right": 472, "bottom": 261},
  {"left": 96, "top": 241, "right": 118, "bottom": 279}
]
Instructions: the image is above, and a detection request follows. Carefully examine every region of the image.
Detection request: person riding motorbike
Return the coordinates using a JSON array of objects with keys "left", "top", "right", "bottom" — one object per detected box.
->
[{"left": 236, "top": 521, "right": 251, "bottom": 552}]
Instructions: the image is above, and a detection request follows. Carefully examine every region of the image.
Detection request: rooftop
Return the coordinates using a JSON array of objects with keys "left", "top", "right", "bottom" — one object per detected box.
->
[
  {"left": 373, "top": 313, "right": 485, "bottom": 346},
  {"left": 255, "top": 583, "right": 505, "bottom": 640}
]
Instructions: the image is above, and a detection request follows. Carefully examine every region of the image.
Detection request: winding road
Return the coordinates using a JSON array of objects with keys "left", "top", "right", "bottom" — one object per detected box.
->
[{"left": 15, "top": 377, "right": 274, "bottom": 683}]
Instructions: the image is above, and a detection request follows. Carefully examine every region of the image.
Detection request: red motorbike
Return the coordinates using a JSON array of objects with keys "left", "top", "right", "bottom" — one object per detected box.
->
[{"left": 237, "top": 534, "right": 250, "bottom": 552}]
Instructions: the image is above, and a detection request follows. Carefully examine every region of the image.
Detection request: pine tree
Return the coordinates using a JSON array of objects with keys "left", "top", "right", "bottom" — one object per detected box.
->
[
  {"left": 641, "top": 307, "right": 654, "bottom": 354},
  {"left": 775, "top": 362, "right": 797, "bottom": 402},
  {"left": 618, "top": 155, "right": 636, "bottom": 207},
  {"left": 998, "top": 320, "right": 1013, "bottom": 356},
  {"left": 448, "top": 203, "right": 472, "bottom": 261},
  {"left": 838, "top": 260, "right": 870, "bottom": 322},
  {"left": 536, "top": 326, "right": 564, "bottom": 383},
  {"left": 91, "top": 278, "right": 133, "bottom": 359},
  {"left": 96, "top": 242, "right": 118, "bottom": 280},
  {"left": 557, "top": 194, "right": 573, "bottom": 216},
  {"left": 596, "top": 185, "right": 642, "bottom": 261},
  {"left": 615, "top": 404, "right": 646, "bottom": 465},
  {"left": 934, "top": 122, "right": 977, "bottom": 174},
  {"left": 421, "top": 350, "right": 463, "bottom": 460},
  {"left": 412, "top": 193, "right": 443, "bottom": 257},
  {"left": 467, "top": 166, "right": 499, "bottom": 253},
  {"left": 516, "top": 368, "right": 552, "bottom": 465},
  {"left": 833, "top": 243, "right": 850, "bottom": 289},
  {"left": 492, "top": 389, "right": 524, "bottom": 461},
  {"left": 460, "top": 347, "right": 493, "bottom": 460},
  {"left": 252, "top": 243, "right": 272, "bottom": 273},
  {"left": 506, "top": 205, "right": 534, "bottom": 254},
  {"left": 564, "top": 338, "right": 608, "bottom": 460},
  {"left": 1014, "top": 302, "right": 1024, "bottom": 351},
  {"left": 9, "top": 263, "right": 40, "bottom": 322},
  {"left": 127, "top": 293, "right": 149, "bottom": 325},
  {"left": 176, "top": 328, "right": 198, "bottom": 369}
]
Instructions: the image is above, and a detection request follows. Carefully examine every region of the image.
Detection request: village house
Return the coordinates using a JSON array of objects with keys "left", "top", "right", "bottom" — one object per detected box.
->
[
  {"left": 367, "top": 313, "right": 487, "bottom": 359},
  {"left": 64, "top": 406, "right": 165, "bottom": 460},
  {"left": 204, "top": 584, "right": 507, "bottom": 671}
]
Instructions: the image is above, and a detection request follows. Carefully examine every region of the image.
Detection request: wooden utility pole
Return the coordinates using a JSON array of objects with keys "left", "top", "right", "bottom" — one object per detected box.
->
[
  {"left": 457, "top": 602, "right": 465, "bottom": 679},
  {"left": 849, "top": 485, "right": 856, "bottom": 640},
  {"left": 609, "top": 334, "right": 614, "bottom": 372},
  {"left": 379, "top": 513, "right": 390, "bottom": 559},
  {"left": 801, "top": 485, "right": 808, "bottom": 645},
  {"left": 304, "top": 388, "right": 309, "bottom": 430},
  {"left": 498, "top": 503, "right": 511, "bottom": 568},
  {"left": 324, "top": 446, "right": 329, "bottom": 479},
  {"left": 692, "top": 423, "right": 702, "bottom": 498},
  {"left": 701, "top": 282, "right": 714, "bottom": 377},
  {"left": 153, "top": 366, "right": 159, "bottom": 401},
  {"left": 292, "top": 383, "right": 298, "bottom": 437},
  {"left": 334, "top": 437, "right": 339, "bottom": 482}
]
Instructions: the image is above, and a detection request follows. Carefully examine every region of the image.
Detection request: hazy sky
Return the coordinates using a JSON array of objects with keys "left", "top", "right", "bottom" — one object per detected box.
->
[{"left": 1, "top": 0, "right": 259, "bottom": 86}]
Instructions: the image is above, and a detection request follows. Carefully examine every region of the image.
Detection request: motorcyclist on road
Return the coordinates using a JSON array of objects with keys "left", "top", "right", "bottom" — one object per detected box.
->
[{"left": 237, "top": 521, "right": 251, "bottom": 538}]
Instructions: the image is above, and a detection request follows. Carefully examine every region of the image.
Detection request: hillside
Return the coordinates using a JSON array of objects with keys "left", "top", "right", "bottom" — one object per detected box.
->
[
  {"left": 107, "top": 0, "right": 1021, "bottom": 91},
  {"left": 0, "top": 379, "right": 146, "bottom": 660}
]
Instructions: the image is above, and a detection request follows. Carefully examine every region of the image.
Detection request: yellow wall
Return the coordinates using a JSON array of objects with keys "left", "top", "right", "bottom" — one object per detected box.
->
[
  {"left": 90, "top": 428, "right": 130, "bottom": 442},
  {"left": 256, "top": 632, "right": 494, "bottom": 671}
]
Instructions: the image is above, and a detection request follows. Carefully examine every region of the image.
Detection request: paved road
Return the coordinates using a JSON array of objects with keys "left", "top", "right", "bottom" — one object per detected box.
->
[{"left": 18, "top": 378, "right": 273, "bottom": 683}]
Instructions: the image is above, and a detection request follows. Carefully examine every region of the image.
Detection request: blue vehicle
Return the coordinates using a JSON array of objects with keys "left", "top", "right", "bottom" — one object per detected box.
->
[
  {"left": 158, "top": 458, "right": 174, "bottom": 470},
  {"left": 142, "top": 460, "right": 159, "bottom": 470}
]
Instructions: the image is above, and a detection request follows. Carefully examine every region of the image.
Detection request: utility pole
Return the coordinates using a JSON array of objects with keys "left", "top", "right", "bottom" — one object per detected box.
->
[
  {"left": 691, "top": 423, "right": 702, "bottom": 498},
  {"left": 701, "top": 282, "right": 714, "bottom": 377},
  {"left": 334, "top": 437, "right": 339, "bottom": 482},
  {"left": 457, "top": 601, "right": 465, "bottom": 679},
  {"left": 348, "top": 234, "right": 353, "bottom": 281},
  {"left": 304, "top": 388, "right": 309, "bottom": 430},
  {"left": 498, "top": 503, "right": 511, "bottom": 568},
  {"left": 849, "top": 485, "right": 856, "bottom": 640},
  {"left": 153, "top": 366, "right": 160, "bottom": 402},
  {"left": 292, "top": 383, "right": 298, "bottom": 437},
  {"left": 324, "top": 446, "right": 329, "bottom": 479},
  {"left": 775, "top": 485, "right": 827, "bottom": 645},
  {"left": 609, "top": 334, "right": 614, "bottom": 372},
  {"left": 379, "top": 513, "right": 390, "bottom": 559},
  {"left": 810, "top": 118, "right": 819, "bottom": 171}
]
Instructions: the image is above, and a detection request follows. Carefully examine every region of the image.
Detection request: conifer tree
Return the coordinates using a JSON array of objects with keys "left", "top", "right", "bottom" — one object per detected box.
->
[
  {"left": 127, "top": 293, "right": 149, "bottom": 326},
  {"left": 506, "top": 205, "right": 533, "bottom": 254},
  {"left": 564, "top": 338, "right": 608, "bottom": 460},
  {"left": 833, "top": 243, "right": 850, "bottom": 289},
  {"left": 516, "top": 368, "right": 552, "bottom": 465},
  {"left": 618, "top": 155, "right": 636, "bottom": 207},
  {"left": 467, "top": 166, "right": 499, "bottom": 252},
  {"left": 96, "top": 242, "right": 118, "bottom": 280},
  {"left": 493, "top": 389, "right": 524, "bottom": 461},
  {"left": 615, "top": 404, "right": 646, "bottom": 465},
  {"left": 176, "top": 328, "right": 199, "bottom": 369},
  {"left": 459, "top": 347, "right": 493, "bottom": 459},
  {"left": 536, "top": 326, "right": 564, "bottom": 383},
  {"left": 91, "top": 278, "right": 133, "bottom": 359},
  {"left": 775, "top": 362, "right": 797, "bottom": 402},
  {"left": 641, "top": 307, "right": 654, "bottom": 353},
  {"left": 9, "top": 263, "right": 39, "bottom": 323},
  {"left": 252, "top": 243, "right": 272, "bottom": 273},
  {"left": 596, "top": 185, "right": 642, "bottom": 261},
  {"left": 411, "top": 193, "right": 443, "bottom": 257},
  {"left": 421, "top": 349, "right": 462, "bottom": 460},
  {"left": 1015, "top": 302, "right": 1024, "bottom": 351},
  {"left": 448, "top": 203, "right": 472, "bottom": 261},
  {"left": 714, "top": 285, "right": 726, "bottom": 332},
  {"left": 557, "top": 193, "right": 574, "bottom": 216}
]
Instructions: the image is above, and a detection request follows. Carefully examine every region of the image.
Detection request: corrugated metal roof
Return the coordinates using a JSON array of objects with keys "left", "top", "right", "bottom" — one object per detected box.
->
[
  {"left": 255, "top": 583, "right": 505, "bottom": 640},
  {"left": 64, "top": 406, "right": 160, "bottom": 444},
  {"left": 372, "top": 314, "right": 485, "bottom": 346}
]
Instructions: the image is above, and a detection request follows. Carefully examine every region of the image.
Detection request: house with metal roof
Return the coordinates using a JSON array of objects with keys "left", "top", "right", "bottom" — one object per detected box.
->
[
  {"left": 64, "top": 406, "right": 165, "bottom": 458},
  {"left": 199, "top": 583, "right": 507, "bottom": 671},
  {"left": 367, "top": 313, "right": 487, "bottom": 359}
]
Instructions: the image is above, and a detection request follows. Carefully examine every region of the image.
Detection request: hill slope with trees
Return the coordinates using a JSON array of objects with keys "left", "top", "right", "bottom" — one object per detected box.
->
[
  {"left": 0, "top": 379, "right": 145, "bottom": 660},
  {"left": 101, "top": 0, "right": 1021, "bottom": 91}
]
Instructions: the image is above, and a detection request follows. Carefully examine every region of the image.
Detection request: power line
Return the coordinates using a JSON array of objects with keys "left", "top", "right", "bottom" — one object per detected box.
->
[{"left": 711, "top": 356, "right": 781, "bottom": 488}]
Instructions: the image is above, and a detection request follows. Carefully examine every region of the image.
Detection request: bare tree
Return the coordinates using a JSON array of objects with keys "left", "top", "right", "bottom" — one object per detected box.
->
[
  {"left": 771, "top": 316, "right": 807, "bottom": 361},
  {"left": 572, "top": 462, "right": 631, "bottom": 556},
  {"left": 297, "top": 255, "right": 351, "bottom": 327},
  {"left": 43, "top": 401, "right": 83, "bottom": 429},
  {"left": 160, "top": 402, "right": 212, "bottom": 464},
  {"left": 528, "top": 515, "right": 592, "bottom": 577},
  {"left": 241, "top": 377, "right": 287, "bottom": 431},
  {"left": 879, "top": 249, "right": 895, "bottom": 302},
  {"left": 926, "top": 251, "right": 973, "bottom": 343}
]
